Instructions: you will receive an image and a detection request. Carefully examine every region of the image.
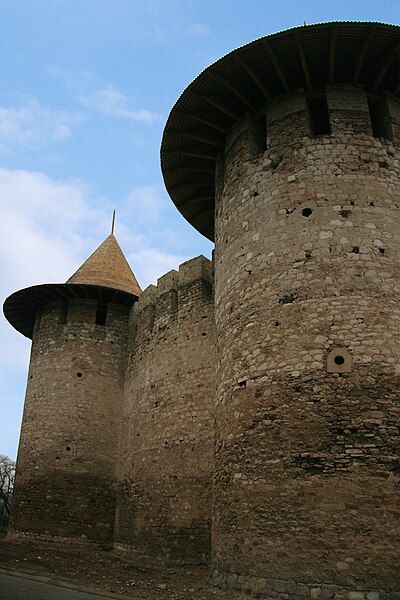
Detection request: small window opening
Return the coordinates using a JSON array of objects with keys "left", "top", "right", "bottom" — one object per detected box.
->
[
  {"left": 307, "top": 96, "right": 331, "bottom": 136},
  {"left": 35, "top": 309, "right": 42, "bottom": 332},
  {"left": 65, "top": 446, "right": 71, "bottom": 452},
  {"left": 256, "top": 115, "right": 267, "bottom": 153},
  {"left": 302, "top": 207, "right": 313, "bottom": 218},
  {"left": 379, "top": 248, "right": 385, "bottom": 255},
  {"left": 352, "top": 246, "right": 360, "bottom": 254},
  {"left": 96, "top": 303, "right": 108, "bottom": 326},
  {"left": 76, "top": 372, "right": 83, "bottom": 378},
  {"left": 368, "top": 98, "right": 393, "bottom": 141},
  {"left": 59, "top": 301, "right": 68, "bottom": 324}
]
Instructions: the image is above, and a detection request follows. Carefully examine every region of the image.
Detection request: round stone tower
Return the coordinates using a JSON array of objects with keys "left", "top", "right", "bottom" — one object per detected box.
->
[
  {"left": 4, "top": 234, "right": 141, "bottom": 544},
  {"left": 162, "top": 22, "right": 400, "bottom": 598}
]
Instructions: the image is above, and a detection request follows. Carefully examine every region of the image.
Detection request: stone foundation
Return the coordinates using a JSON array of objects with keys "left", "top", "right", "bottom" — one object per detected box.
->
[{"left": 211, "top": 570, "right": 395, "bottom": 600}]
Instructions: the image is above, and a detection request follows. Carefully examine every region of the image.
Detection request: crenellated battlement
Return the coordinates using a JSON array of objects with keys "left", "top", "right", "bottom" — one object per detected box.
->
[
  {"left": 222, "top": 85, "right": 400, "bottom": 181},
  {"left": 132, "top": 255, "right": 213, "bottom": 338},
  {"left": 137, "top": 256, "right": 213, "bottom": 310}
]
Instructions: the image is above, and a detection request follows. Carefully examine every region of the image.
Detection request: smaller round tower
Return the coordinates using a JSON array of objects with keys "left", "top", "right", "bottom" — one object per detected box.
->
[{"left": 4, "top": 233, "right": 140, "bottom": 544}]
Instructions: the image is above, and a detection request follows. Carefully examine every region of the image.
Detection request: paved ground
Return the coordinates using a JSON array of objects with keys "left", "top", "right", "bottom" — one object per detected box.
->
[{"left": 0, "top": 570, "right": 131, "bottom": 600}]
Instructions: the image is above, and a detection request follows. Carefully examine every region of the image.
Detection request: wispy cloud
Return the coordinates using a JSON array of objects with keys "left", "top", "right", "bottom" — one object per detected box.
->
[
  {"left": 128, "top": 248, "right": 187, "bottom": 290},
  {"left": 0, "top": 169, "right": 107, "bottom": 296},
  {"left": 0, "top": 170, "right": 187, "bottom": 366},
  {"left": 46, "top": 64, "right": 95, "bottom": 92},
  {"left": 125, "top": 184, "right": 166, "bottom": 222},
  {"left": 0, "top": 97, "right": 80, "bottom": 154},
  {"left": 119, "top": 184, "right": 186, "bottom": 287},
  {"left": 78, "top": 85, "right": 161, "bottom": 123},
  {"left": 183, "top": 22, "right": 209, "bottom": 36}
]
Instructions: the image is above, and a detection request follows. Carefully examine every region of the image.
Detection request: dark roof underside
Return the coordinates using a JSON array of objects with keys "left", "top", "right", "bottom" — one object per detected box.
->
[
  {"left": 161, "top": 21, "right": 400, "bottom": 241},
  {"left": 4, "top": 283, "right": 137, "bottom": 339}
]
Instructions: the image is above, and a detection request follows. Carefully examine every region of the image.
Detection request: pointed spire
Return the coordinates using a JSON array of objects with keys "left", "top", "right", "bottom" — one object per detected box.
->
[
  {"left": 111, "top": 209, "right": 116, "bottom": 235},
  {"left": 67, "top": 234, "right": 141, "bottom": 297}
]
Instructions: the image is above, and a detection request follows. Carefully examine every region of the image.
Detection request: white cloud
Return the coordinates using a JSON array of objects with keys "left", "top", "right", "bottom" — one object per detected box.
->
[
  {"left": 0, "top": 97, "right": 80, "bottom": 154},
  {"left": 128, "top": 248, "right": 186, "bottom": 290},
  {"left": 125, "top": 184, "right": 166, "bottom": 222},
  {"left": 115, "top": 184, "right": 189, "bottom": 288},
  {"left": 0, "top": 169, "right": 187, "bottom": 364},
  {"left": 183, "top": 22, "right": 209, "bottom": 36},
  {"left": 78, "top": 85, "right": 162, "bottom": 123},
  {"left": 46, "top": 65, "right": 95, "bottom": 92},
  {"left": 0, "top": 168, "right": 108, "bottom": 293}
]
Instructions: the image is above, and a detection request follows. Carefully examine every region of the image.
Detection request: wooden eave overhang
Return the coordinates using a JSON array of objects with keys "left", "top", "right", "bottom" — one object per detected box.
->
[
  {"left": 161, "top": 21, "right": 400, "bottom": 241},
  {"left": 3, "top": 283, "right": 137, "bottom": 339}
]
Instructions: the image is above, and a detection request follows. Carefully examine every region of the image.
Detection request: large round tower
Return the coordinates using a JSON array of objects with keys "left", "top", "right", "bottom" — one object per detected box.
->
[
  {"left": 162, "top": 22, "right": 400, "bottom": 598},
  {"left": 4, "top": 234, "right": 140, "bottom": 544}
]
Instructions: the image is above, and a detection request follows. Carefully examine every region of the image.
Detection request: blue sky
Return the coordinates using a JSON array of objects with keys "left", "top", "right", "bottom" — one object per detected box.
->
[{"left": 1, "top": 0, "right": 399, "bottom": 460}]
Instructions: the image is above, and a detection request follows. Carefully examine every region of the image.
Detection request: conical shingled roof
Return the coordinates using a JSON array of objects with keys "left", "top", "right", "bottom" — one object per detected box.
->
[
  {"left": 67, "top": 234, "right": 141, "bottom": 297},
  {"left": 4, "top": 233, "right": 141, "bottom": 339}
]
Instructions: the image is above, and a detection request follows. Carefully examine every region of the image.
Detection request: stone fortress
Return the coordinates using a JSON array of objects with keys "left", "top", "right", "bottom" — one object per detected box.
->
[{"left": 3, "top": 21, "right": 400, "bottom": 600}]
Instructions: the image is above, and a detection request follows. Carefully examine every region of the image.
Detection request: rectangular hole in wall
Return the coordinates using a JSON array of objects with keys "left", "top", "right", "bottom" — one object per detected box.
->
[
  {"left": 307, "top": 96, "right": 331, "bottom": 136},
  {"left": 368, "top": 98, "right": 393, "bottom": 141},
  {"left": 96, "top": 303, "right": 108, "bottom": 326},
  {"left": 34, "top": 308, "right": 42, "bottom": 332},
  {"left": 59, "top": 301, "right": 68, "bottom": 324},
  {"left": 257, "top": 115, "right": 267, "bottom": 152}
]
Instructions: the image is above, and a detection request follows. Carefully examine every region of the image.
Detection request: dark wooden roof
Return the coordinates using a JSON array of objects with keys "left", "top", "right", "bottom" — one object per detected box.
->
[
  {"left": 3, "top": 283, "right": 137, "bottom": 339},
  {"left": 161, "top": 21, "right": 400, "bottom": 241}
]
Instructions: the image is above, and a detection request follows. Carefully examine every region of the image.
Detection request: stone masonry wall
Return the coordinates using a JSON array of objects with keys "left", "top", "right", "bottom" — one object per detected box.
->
[
  {"left": 212, "top": 87, "right": 400, "bottom": 598},
  {"left": 115, "top": 256, "right": 216, "bottom": 564},
  {"left": 11, "top": 298, "right": 129, "bottom": 544}
]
